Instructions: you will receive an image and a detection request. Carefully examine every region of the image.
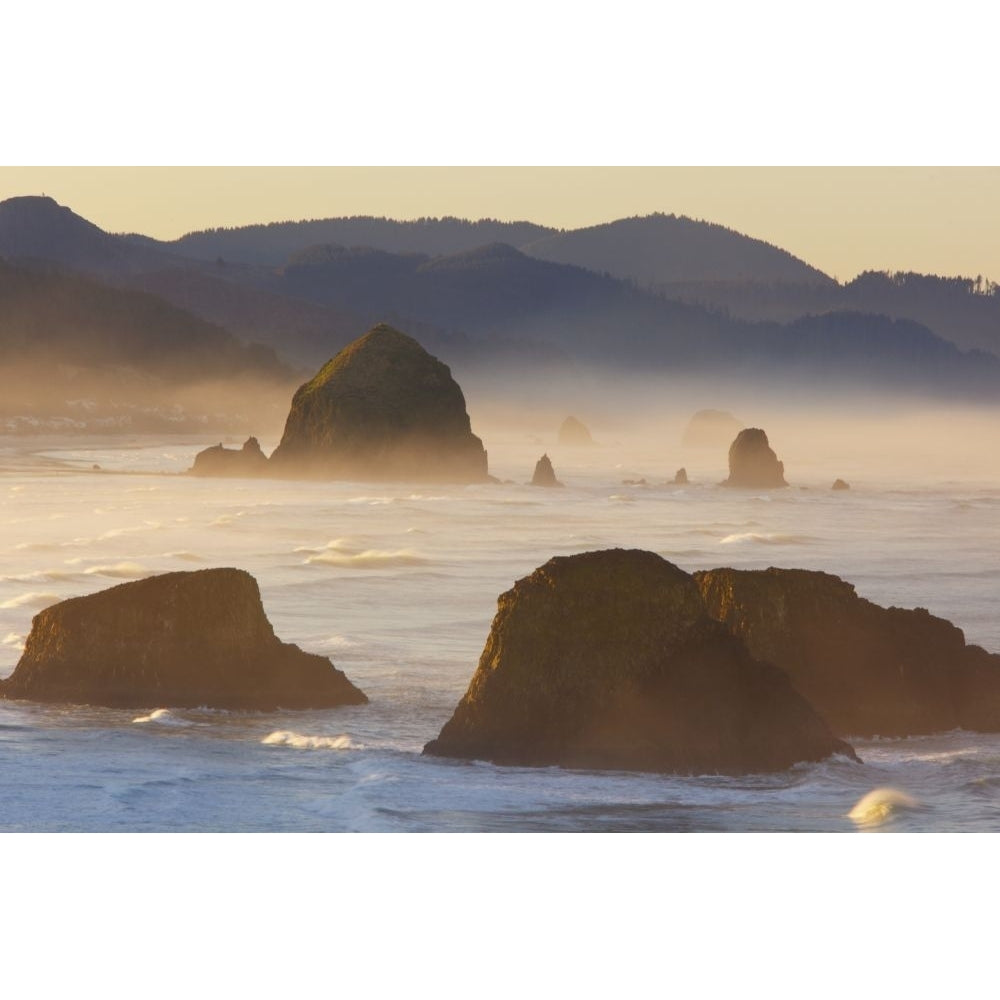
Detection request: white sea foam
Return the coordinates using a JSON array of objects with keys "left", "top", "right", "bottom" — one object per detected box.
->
[
  {"left": 262, "top": 730, "right": 356, "bottom": 750},
  {"left": 847, "top": 787, "right": 920, "bottom": 826},
  {"left": 320, "top": 634, "right": 361, "bottom": 649},
  {"left": 306, "top": 548, "right": 427, "bottom": 569},
  {"left": 132, "top": 708, "right": 188, "bottom": 726},
  {"left": 608, "top": 494, "right": 636, "bottom": 503},
  {"left": 719, "top": 532, "right": 815, "bottom": 545},
  {"left": 0, "top": 591, "right": 61, "bottom": 609},
  {"left": 83, "top": 562, "right": 151, "bottom": 579}
]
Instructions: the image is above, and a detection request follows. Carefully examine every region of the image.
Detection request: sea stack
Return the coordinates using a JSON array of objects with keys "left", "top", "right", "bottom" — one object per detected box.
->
[
  {"left": 191, "top": 436, "right": 270, "bottom": 477},
  {"left": 673, "top": 467, "right": 689, "bottom": 484},
  {"left": 681, "top": 409, "right": 743, "bottom": 448},
  {"left": 695, "top": 566, "right": 1000, "bottom": 737},
  {"left": 530, "top": 453, "right": 563, "bottom": 487},
  {"left": 832, "top": 478, "right": 850, "bottom": 491},
  {"left": 269, "top": 324, "right": 489, "bottom": 482},
  {"left": 722, "top": 428, "right": 787, "bottom": 488},
  {"left": 0, "top": 568, "right": 368, "bottom": 710},
  {"left": 557, "top": 416, "right": 594, "bottom": 446},
  {"left": 424, "top": 549, "right": 854, "bottom": 774}
]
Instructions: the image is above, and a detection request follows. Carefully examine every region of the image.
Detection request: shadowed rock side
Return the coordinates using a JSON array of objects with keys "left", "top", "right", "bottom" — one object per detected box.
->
[
  {"left": 269, "top": 323, "right": 489, "bottom": 481},
  {"left": 192, "top": 436, "right": 269, "bottom": 477},
  {"left": 557, "top": 415, "right": 594, "bottom": 446},
  {"left": 722, "top": 427, "right": 787, "bottom": 488},
  {"left": 673, "top": 467, "right": 688, "bottom": 484},
  {"left": 681, "top": 409, "right": 743, "bottom": 448},
  {"left": 424, "top": 550, "right": 855, "bottom": 774},
  {"left": 530, "top": 453, "right": 563, "bottom": 487},
  {"left": 695, "top": 567, "right": 1000, "bottom": 737},
  {"left": 0, "top": 568, "right": 367, "bottom": 710}
]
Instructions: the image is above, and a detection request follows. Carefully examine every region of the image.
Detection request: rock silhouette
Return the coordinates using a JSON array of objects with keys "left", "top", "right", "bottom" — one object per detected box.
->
[
  {"left": 269, "top": 324, "right": 489, "bottom": 482},
  {"left": 0, "top": 568, "right": 367, "bottom": 711},
  {"left": 673, "top": 467, "right": 688, "bottom": 484},
  {"left": 722, "top": 428, "right": 787, "bottom": 488},
  {"left": 832, "top": 478, "right": 850, "bottom": 490},
  {"left": 424, "top": 549, "right": 855, "bottom": 774},
  {"left": 530, "top": 453, "right": 563, "bottom": 487},
  {"left": 695, "top": 566, "right": 1000, "bottom": 737},
  {"left": 557, "top": 416, "right": 594, "bottom": 446},
  {"left": 192, "top": 436, "right": 270, "bottom": 477}
]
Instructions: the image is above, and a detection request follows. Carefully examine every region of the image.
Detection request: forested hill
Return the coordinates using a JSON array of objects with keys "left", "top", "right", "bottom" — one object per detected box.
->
[
  {"left": 522, "top": 213, "right": 832, "bottom": 285},
  {"left": 126, "top": 216, "right": 555, "bottom": 267}
]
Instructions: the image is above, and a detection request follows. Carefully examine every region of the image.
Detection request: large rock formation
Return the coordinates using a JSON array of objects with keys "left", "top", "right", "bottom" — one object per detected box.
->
[
  {"left": 695, "top": 566, "right": 1000, "bottom": 737},
  {"left": 269, "top": 324, "right": 489, "bottom": 481},
  {"left": 722, "top": 428, "right": 787, "bottom": 488},
  {"left": 530, "top": 453, "right": 563, "bottom": 487},
  {"left": 191, "top": 437, "right": 270, "bottom": 477},
  {"left": 557, "top": 415, "right": 594, "bottom": 446},
  {"left": 681, "top": 409, "right": 743, "bottom": 448},
  {"left": 0, "top": 569, "right": 367, "bottom": 711},
  {"left": 424, "top": 550, "right": 855, "bottom": 774}
]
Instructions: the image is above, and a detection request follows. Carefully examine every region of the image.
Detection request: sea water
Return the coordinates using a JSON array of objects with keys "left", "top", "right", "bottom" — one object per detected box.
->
[{"left": 1, "top": 430, "right": 999, "bottom": 833}]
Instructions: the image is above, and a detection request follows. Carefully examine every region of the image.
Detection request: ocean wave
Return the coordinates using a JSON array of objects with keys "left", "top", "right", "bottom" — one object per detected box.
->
[
  {"left": 0, "top": 591, "right": 61, "bottom": 609},
  {"left": 719, "top": 532, "right": 816, "bottom": 545},
  {"left": 2, "top": 568, "right": 80, "bottom": 583},
  {"left": 306, "top": 549, "right": 427, "bottom": 569},
  {"left": 607, "top": 494, "right": 637, "bottom": 503},
  {"left": 83, "top": 562, "right": 151, "bottom": 579},
  {"left": 847, "top": 787, "right": 920, "bottom": 827},
  {"left": 262, "top": 730, "right": 356, "bottom": 750},
  {"left": 163, "top": 551, "right": 204, "bottom": 562},
  {"left": 132, "top": 708, "right": 189, "bottom": 726},
  {"left": 319, "top": 634, "right": 361, "bottom": 649},
  {"left": 13, "top": 541, "right": 60, "bottom": 552}
]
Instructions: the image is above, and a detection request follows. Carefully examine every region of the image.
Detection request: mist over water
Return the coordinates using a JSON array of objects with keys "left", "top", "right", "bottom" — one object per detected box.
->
[{"left": 1, "top": 384, "right": 999, "bottom": 831}]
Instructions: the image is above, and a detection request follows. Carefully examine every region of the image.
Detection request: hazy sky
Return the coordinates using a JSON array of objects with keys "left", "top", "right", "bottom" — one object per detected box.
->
[{"left": 1, "top": 166, "right": 998, "bottom": 282}]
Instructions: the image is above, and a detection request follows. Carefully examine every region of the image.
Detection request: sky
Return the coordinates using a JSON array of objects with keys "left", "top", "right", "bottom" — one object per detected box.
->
[{"left": 0, "top": 166, "right": 997, "bottom": 283}]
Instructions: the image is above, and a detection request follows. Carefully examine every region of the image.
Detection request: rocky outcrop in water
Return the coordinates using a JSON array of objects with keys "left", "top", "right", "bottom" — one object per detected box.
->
[
  {"left": 722, "top": 428, "right": 787, "bottom": 488},
  {"left": 268, "top": 324, "right": 489, "bottom": 482},
  {"left": 695, "top": 566, "right": 1000, "bottom": 737},
  {"left": 424, "top": 549, "right": 855, "bottom": 774},
  {"left": 832, "top": 478, "right": 850, "bottom": 490},
  {"left": 673, "top": 467, "right": 688, "bottom": 484},
  {"left": 681, "top": 409, "right": 743, "bottom": 448},
  {"left": 0, "top": 568, "right": 368, "bottom": 710},
  {"left": 557, "top": 416, "right": 593, "bottom": 446},
  {"left": 530, "top": 453, "right": 563, "bottom": 487},
  {"left": 191, "top": 437, "right": 270, "bottom": 477}
]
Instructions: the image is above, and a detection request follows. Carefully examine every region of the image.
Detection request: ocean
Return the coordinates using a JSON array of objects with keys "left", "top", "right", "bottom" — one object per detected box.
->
[{"left": 2, "top": 423, "right": 999, "bottom": 833}]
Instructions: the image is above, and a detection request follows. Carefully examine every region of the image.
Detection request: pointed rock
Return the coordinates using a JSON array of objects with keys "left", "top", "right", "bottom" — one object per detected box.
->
[
  {"left": 557, "top": 416, "right": 594, "bottom": 446},
  {"left": 530, "top": 453, "right": 563, "bottom": 487},
  {"left": 722, "top": 428, "right": 787, "bottom": 488}
]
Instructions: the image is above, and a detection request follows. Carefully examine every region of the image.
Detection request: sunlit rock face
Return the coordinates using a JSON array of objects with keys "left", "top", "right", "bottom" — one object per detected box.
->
[
  {"left": 191, "top": 436, "right": 269, "bottom": 477},
  {"left": 681, "top": 409, "right": 742, "bottom": 448},
  {"left": 269, "top": 324, "right": 489, "bottom": 482},
  {"left": 557, "top": 415, "right": 593, "bottom": 446},
  {"left": 722, "top": 427, "right": 787, "bottom": 488},
  {"left": 530, "top": 453, "right": 563, "bottom": 487},
  {"left": 695, "top": 567, "right": 1000, "bottom": 737},
  {"left": 0, "top": 569, "right": 367, "bottom": 710},
  {"left": 424, "top": 549, "right": 854, "bottom": 774}
]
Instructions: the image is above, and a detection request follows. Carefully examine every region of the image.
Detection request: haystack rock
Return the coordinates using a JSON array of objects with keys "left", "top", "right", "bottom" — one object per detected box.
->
[
  {"left": 695, "top": 566, "right": 1000, "bottom": 737},
  {"left": 681, "top": 409, "right": 743, "bottom": 448},
  {"left": 832, "top": 478, "right": 850, "bottom": 491},
  {"left": 722, "top": 428, "right": 787, "bottom": 488},
  {"left": 530, "top": 453, "right": 563, "bottom": 487},
  {"left": 673, "top": 467, "right": 688, "bottom": 484},
  {"left": 191, "top": 436, "right": 270, "bottom": 477},
  {"left": 269, "top": 324, "right": 489, "bottom": 482},
  {"left": 0, "top": 568, "right": 367, "bottom": 711},
  {"left": 557, "top": 416, "right": 594, "bottom": 446},
  {"left": 424, "top": 549, "right": 855, "bottom": 774}
]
